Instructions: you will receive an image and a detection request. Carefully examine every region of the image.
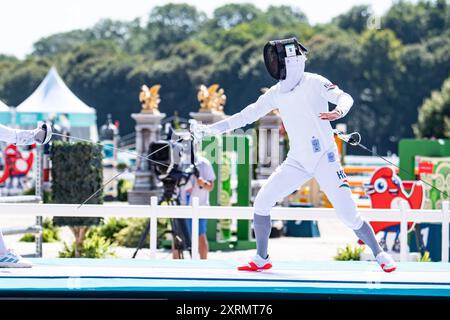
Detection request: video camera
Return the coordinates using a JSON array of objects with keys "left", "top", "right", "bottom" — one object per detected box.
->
[
  {"left": 148, "top": 132, "right": 198, "bottom": 190},
  {"left": 133, "top": 132, "right": 198, "bottom": 259}
]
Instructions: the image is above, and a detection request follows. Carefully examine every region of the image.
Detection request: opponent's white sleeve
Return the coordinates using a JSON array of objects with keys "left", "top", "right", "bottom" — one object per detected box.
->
[
  {"left": 0, "top": 124, "right": 36, "bottom": 145},
  {"left": 0, "top": 124, "right": 19, "bottom": 143},
  {"left": 316, "top": 76, "right": 354, "bottom": 118},
  {"left": 208, "top": 89, "right": 276, "bottom": 134}
]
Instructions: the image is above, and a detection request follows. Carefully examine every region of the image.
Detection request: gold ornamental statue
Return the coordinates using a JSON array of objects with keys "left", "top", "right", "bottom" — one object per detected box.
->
[
  {"left": 197, "top": 84, "right": 226, "bottom": 114},
  {"left": 139, "top": 84, "right": 161, "bottom": 114}
]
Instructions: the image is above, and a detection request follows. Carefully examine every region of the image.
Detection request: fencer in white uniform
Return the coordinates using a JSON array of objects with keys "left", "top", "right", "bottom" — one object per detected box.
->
[
  {"left": 191, "top": 38, "right": 396, "bottom": 272},
  {"left": 0, "top": 123, "right": 52, "bottom": 268}
]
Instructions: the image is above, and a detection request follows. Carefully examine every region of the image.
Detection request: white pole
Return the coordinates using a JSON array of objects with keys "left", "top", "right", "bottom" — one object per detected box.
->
[
  {"left": 399, "top": 200, "right": 408, "bottom": 262},
  {"left": 150, "top": 196, "right": 158, "bottom": 259},
  {"left": 441, "top": 201, "right": 449, "bottom": 263},
  {"left": 35, "top": 145, "right": 43, "bottom": 258},
  {"left": 191, "top": 197, "right": 200, "bottom": 260}
]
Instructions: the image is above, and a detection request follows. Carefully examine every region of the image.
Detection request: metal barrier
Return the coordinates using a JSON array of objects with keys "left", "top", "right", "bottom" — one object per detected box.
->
[
  {"left": 0, "top": 196, "right": 42, "bottom": 203},
  {"left": 0, "top": 198, "right": 448, "bottom": 262},
  {"left": 0, "top": 144, "right": 45, "bottom": 257},
  {"left": 2, "top": 225, "right": 41, "bottom": 236},
  {"left": 0, "top": 196, "right": 43, "bottom": 257}
]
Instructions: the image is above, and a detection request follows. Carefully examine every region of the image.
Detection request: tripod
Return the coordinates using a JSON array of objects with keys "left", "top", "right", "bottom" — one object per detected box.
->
[{"left": 132, "top": 176, "right": 192, "bottom": 259}]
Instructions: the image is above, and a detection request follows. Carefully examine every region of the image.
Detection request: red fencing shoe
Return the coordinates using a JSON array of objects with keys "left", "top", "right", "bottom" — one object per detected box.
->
[
  {"left": 376, "top": 252, "right": 397, "bottom": 273},
  {"left": 238, "top": 255, "right": 272, "bottom": 272}
]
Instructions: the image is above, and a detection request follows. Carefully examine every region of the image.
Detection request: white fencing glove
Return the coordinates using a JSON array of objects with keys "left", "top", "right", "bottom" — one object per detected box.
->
[{"left": 189, "top": 120, "right": 218, "bottom": 140}]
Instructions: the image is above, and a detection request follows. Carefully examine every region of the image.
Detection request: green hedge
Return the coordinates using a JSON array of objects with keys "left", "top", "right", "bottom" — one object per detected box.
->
[{"left": 51, "top": 141, "right": 103, "bottom": 227}]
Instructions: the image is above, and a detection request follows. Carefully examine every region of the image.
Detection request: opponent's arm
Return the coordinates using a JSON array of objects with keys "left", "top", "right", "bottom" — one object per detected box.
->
[
  {"left": 0, "top": 123, "right": 51, "bottom": 145},
  {"left": 0, "top": 124, "right": 19, "bottom": 143},
  {"left": 316, "top": 77, "right": 354, "bottom": 121}
]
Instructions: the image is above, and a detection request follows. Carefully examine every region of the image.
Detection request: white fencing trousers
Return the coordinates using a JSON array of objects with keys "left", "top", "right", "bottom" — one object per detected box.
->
[{"left": 254, "top": 150, "right": 364, "bottom": 230}]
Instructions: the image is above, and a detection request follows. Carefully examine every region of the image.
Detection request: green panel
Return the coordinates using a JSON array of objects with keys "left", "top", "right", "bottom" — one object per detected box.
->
[
  {"left": 399, "top": 139, "right": 450, "bottom": 180},
  {"left": 226, "top": 135, "right": 252, "bottom": 207},
  {"left": 202, "top": 134, "right": 254, "bottom": 249},
  {"left": 230, "top": 135, "right": 252, "bottom": 242},
  {"left": 201, "top": 136, "right": 221, "bottom": 242}
]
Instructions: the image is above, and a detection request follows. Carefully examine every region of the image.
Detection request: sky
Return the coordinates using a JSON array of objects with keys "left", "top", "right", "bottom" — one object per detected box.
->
[{"left": 0, "top": 0, "right": 397, "bottom": 59}]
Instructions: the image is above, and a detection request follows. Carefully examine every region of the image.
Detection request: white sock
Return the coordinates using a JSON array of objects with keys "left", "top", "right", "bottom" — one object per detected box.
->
[{"left": 0, "top": 230, "right": 8, "bottom": 255}]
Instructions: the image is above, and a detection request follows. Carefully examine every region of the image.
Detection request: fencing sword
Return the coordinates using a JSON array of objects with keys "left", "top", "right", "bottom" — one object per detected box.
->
[
  {"left": 333, "top": 129, "right": 449, "bottom": 199},
  {"left": 51, "top": 131, "right": 194, "bottom": 208},
  {"left": 52, "top": 133, "right": 170, "bottom": 167}
]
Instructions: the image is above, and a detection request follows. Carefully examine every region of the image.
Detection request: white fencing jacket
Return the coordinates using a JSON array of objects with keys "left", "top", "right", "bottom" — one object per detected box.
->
[
  {"left": 209, "top": 72, "right": 353, "bottom": 173},
  {"left": 0, "top": 124, "right": 35, "bottom": 145}
]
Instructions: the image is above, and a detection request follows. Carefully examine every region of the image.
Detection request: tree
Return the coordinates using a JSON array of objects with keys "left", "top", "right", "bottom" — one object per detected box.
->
[
  {"left": 357, "top": 30, "right": 404, "bottom": 153},
  {"left": 2, "top": 2, "right": 450, "bottom": 155},
  {"left": 213, "top": 3, "right": 262, "bottom": 29},
  {"left": 144, "top": 3, "right": 207, "bottom": 53},
  {"left": 415, "top": 76, "right": 450, "bottom": 139},
  {"left": 0, "top": 58, "right": 50, "bottom": 106},
  {"left": 259, "top": 5, "right": 308, "bottom": 27},
  {"left": 307, "top": 34, "right": 364, "bottom": 136},
  {"left": 395, "top": 36, "right": 450, "bottom": 141},
  {"left": 384, "top": 0, "right": 450, "bottom": 44},
  {"left": 332, "top": 5, "right": 373, "bottom": 33},
  {"left": 62, "top": 44, "right": 138, "bottom": 133},
  {"left": 92, "top": 18, "right": 144, "bottom": 53},
  {"left": 32, "top": 30, "right": 94, "bottom": 57},
  {"left": 0, "top": 55, "right": 19, "bottom": 98}
]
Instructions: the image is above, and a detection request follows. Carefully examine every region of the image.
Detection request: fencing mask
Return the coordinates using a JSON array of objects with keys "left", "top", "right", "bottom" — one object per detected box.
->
[{"left": 263, "top": 37, "right": 308, "bottom": 93}]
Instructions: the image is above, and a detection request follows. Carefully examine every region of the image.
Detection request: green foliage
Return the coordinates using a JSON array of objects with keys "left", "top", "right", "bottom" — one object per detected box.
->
[
  {"left": 19, "top": 234, "right": 35, "bottom": 242},
  {"left": 59, "top": 234, "right": 115, "bottom": 258},
  {"left": 116, "top": 163, "right": 128, "bottom": 171},
  {"left": 23, "top": 187, "right": 52, "bottom": 203},
  {"left": 114, "top": 218, "right": 149, "bottom": 247},
  {"left": 384, "top": 0, "right": 449, "bottom": 44},
  {"left": 117, "top": 179, "right": 133, "bottom": 202},
  {"left": 51, "top": 141, "right": 103, "bottom": 227},
  {"left": 114, "top": 218, "right": 169, "bottom": 247},
  {"left": 259, "top": 5, "right": 308, "bottom": 27},
  {"left": 415, "top": 76, "right": 450, "bottom": 139},
  {"left": 145, "top": 3, "right": 207, "bottom": 53},
  {"left": 332, "top": 5, "right": 373, "bottom": 33},
  {"left": 213, "top": 3, "right": 262, "bottom": 29},
  {"left": 42, "top": 218, "right": 60, "bottom": 242},
  {"left": 2, "top": 1, "right": 450, "bottom": 154},
  {"left": 418, "top": 251, "right": 432, "bottom": 262},
  {"left": 20, "top": 218, "right": 60, "bottom": 243},
  {"left": 334, "top": 244, "right": 366, "bottom": 261},
  {"left": 88, "top": 217, "right": 129, "bottom": 243},
  {"left": 58, "top": 243, "right": 75, "bottom": 258},
  {"left": 32, "top": 29, "right": 95, "bottom": 58},
  {"left": 0, "top": 58, "right": 50, "bottom": 106}
]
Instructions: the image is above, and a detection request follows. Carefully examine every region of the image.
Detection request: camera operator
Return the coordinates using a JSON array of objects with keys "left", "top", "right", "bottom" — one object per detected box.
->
[{"left": 174, "top": 154, "right": 215, "bottom": 259}]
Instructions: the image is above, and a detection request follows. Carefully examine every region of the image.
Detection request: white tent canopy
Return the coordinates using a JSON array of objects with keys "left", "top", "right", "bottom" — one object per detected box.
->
[
  {"left": 0, "top": 99, "right": 9, "bottom": 111},
  {"left": 16, "top": 67, "right": 95, "bottom": 114},
  {"left": 15, "top": 67, "right": 97, "bottom": 140},
  {"left": 0, "top": 99, "right": 11, "bottom": 124}
]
